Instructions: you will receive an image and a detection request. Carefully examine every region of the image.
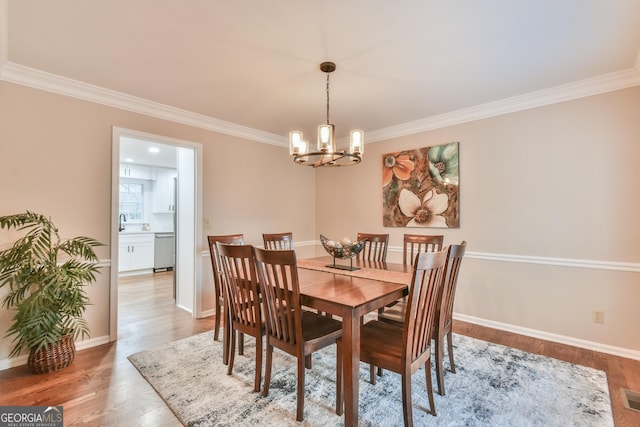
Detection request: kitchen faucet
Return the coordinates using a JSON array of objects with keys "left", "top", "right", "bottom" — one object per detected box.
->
[{"left": 119, "top": 213, "right": 127, "bottom": 231}]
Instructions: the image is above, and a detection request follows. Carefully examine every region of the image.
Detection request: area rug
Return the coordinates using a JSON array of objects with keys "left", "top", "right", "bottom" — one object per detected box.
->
[{"left": 128, "top": 331, "right": 612, "bottom": 427}]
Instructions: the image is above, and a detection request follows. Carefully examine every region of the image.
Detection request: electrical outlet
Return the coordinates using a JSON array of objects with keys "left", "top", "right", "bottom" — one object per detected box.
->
[{"left": 592, "top": 310, "right": 604, "bottom": 324}]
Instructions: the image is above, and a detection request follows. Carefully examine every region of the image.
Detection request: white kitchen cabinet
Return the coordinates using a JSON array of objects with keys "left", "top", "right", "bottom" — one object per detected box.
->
[
  {"left": 118, "top": 233, "right": 155, "bottom": 273},
  {"left": 153, "top": 167, "right": 177, "bottom": 213},
  {"left": 120, "top": 164, "right": 154, "bottom": 180}
]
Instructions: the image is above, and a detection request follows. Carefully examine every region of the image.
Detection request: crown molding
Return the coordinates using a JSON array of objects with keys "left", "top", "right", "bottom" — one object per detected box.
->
[
  {"left": 0, "top": 0, "right": 638, "bottom": 147},
  {"left": 0, "top": 61, "right": 287, "bottom": 147},
  {"left": 366, "top": 66, "right": 640, "bottom": 142},
  {"left": 3, "top": 59, "right": 636, "bottom": 146}
]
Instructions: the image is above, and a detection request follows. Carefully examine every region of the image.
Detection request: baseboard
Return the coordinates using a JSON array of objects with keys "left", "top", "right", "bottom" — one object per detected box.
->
[
  {"left": 0, "top": 334, "right": 111, "bottom": 371},
  {"left": 455, "top": 313, "right": 640, "bottom": 361},
  {"left": 199, "top": 309, "right": 215, "bottom": 318}
]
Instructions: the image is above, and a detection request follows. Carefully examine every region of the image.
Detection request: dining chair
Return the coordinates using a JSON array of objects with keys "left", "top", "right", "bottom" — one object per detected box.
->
[
  {"left": 403, "top": 233, "right": 444, "bottom": 265},
  {"left": 358, "top": 249, "right": 447, "bottom": 425},
  {"left": 262, "top": 232, "right": 294, "bottom": 250},
  {"left": 377, "top": 233, "right": 442, "bottom": 321},
  {"left": 254, "top": 247, "right": 343, "bottom": 422},
  {"left": 378, "top": 241, "right": 467, "bottom": 396},
  {"left": 207, "top": 234, "right": 244, "bottom": 364},
  {"left": 217, "top": 243, "right": 264, "bottom": 392},
  {"left": 356, "top": 232, "right": 389, "bottom": 263}
]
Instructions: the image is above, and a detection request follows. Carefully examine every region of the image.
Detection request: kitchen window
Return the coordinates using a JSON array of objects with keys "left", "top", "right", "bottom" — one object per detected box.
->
[{"left": 119, "top": 182, "right": 144, "bottom": 221}]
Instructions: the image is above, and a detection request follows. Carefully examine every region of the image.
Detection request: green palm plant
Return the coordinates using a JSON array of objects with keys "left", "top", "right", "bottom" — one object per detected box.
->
[{"left": 0, "top": 211, "right": 103, "bottom": 361}]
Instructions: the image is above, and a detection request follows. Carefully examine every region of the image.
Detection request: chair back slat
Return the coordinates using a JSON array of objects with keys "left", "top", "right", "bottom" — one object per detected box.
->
[
  {"left": 207, "top": 234, "right": 245, "bottom": 293},
  {"left": 403, "top": 249, "right": 447, "bottom": 362},
  {"left": 357, "top": 233, "right": 389, "bottom": 262},
  {"left": 217, "top": 243, "right": 261, "bottom": 330},
  {"left": 402, "top": 234, "right": 444, "bottom": 265},
  {"left": 438, "top": 241, "right": 467, "bottom": 332},
  {"left": 254, "top": 248, "right": 302, "bottom": 348},
  {"left": 263, "top": 232, "right": 294, "bottom": 250}
]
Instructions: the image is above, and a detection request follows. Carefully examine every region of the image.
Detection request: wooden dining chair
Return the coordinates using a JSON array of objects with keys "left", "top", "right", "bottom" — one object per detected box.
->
[
  {"left": 356, "top": 232, "right": 389, "bottom": 262},
  {"left": 358, "top": 249, "right": 447, "bottom": 425},
  {"left": 262, "top": 232, "right": 294, "bottom": 250},
  {"left": 217, "top": 243, "right": 264, "bottom": 392},
  {"left": 403, "top": 233, "right": 444, "bottom": 266},
  {"left": 378, "top": 241, "right": 467, "bottom": 396},
  {"left": 253, "top": 247, "right": 343, "bottom": 421},
  {"left": 207, "top": 234, "right": 244, "bottom": 364},
  {"left": 433, "top": 241, "right": 466, "bottom": 395}
]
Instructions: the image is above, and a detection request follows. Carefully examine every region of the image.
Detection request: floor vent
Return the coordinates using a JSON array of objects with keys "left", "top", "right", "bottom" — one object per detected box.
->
[{"left": 621, "top": 388, "right": 640, "bottom": 412}]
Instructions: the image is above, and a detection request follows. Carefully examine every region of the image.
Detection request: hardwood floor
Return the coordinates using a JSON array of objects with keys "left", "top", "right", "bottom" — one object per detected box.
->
[{"left": 0, "top": 272, "right": 638, "bottom": 426}]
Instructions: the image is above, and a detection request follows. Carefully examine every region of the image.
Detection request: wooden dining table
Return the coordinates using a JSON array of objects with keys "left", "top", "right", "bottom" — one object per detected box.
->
[{"left": 297, "top": 256, "right": 412, "bottom": 427}]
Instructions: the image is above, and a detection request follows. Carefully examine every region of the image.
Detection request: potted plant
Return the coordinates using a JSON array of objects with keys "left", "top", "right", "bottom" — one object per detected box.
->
[{"left": 0, "top": 211, "right": 103, "bottom": 374}]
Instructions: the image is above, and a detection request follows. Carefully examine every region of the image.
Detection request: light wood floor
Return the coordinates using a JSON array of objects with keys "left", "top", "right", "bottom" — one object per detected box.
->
[{"left": 0, "top": 272, "right": 638, "bottom": 426}]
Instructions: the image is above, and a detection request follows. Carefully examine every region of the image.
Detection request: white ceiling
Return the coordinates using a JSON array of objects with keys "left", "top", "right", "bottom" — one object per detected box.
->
[{"left": 2, "top": 1, "right": 640, "bottom": 147}]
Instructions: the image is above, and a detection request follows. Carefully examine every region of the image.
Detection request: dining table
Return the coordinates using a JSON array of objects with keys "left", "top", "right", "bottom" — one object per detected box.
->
[{"left": 297, "top": 256, "right": 412, "bottom": 427}]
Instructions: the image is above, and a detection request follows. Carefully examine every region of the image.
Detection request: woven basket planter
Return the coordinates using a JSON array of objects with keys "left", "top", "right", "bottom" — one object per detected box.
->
[{"left": 27, "top": 334, "right": 76, "bottom": 374}]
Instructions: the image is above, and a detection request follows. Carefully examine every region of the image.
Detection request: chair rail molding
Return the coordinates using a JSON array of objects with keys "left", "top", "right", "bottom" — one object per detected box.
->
[{"left": 384, "top": 245, "right": 640, "bottom": 273}]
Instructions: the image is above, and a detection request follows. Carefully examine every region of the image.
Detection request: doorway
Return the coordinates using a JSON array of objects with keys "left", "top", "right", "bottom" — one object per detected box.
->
[{"left": 110, "top": 127, "right": 204, "bottom": 341}]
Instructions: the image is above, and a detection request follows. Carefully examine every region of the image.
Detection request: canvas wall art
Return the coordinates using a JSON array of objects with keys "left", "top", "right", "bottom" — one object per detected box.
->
[{"left": 383, "top": 142, "right": 459, "bottom": 228}]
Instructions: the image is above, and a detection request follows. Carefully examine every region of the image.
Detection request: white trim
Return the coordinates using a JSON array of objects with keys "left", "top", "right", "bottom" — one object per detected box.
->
[
  {"left": 0, "top": 61, "right": 287, "bottom": 147},
  {"left": 0, "top": 58, "right": 637, "bottom": 145},
  {"left": 107, "top": 243, "right": 640, "bottom": 275},
  {"left": 0, "top": 334, "right": 110, "bottom": 371},
  {"left": 366, "top": 67, "right": 640, "bottom": 142},
  {"left": 385, "top": 245, "right": 640, "bottom": 273},
  {"left": 455, "top": 313, "right": 640, "bottom": 361},
  {"left": 464, "top": 251, "right": 640, "bottom": 272}
]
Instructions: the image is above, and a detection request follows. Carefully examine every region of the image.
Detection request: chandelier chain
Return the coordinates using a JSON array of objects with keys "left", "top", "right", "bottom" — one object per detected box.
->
[{"left": 326, "top": 72, "right": 330, "bottom": 125}]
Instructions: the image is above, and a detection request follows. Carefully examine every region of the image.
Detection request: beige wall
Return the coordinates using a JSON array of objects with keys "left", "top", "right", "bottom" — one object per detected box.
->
[
  {"left": 316, "top": 86, "right": 640, "bottom": 355},
  {"left": 1, "top": 80, "right": 638, "bottom": 366},
  {"left": 0, "top": 81, "right": 316, "bottom": 364}
]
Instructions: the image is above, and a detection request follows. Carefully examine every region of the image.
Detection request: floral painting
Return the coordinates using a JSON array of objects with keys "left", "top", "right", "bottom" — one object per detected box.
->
[{"left": 383, "top": 142, "right": 459, "bottom": 228}]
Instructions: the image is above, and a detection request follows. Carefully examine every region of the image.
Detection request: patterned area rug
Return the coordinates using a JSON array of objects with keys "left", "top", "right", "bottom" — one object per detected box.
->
[{"left": 128, "top": 331, "right": 612, "bottom": 427}]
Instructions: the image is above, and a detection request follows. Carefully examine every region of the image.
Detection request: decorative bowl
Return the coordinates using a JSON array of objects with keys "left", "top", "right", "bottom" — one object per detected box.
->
[{"left": 320, "top": 234, "right": 366, "bottom": 259}]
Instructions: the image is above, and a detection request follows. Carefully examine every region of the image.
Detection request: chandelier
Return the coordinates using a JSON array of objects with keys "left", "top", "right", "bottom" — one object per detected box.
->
[{"left": 289, "top": 62, "right": 364, "bottom": 167}]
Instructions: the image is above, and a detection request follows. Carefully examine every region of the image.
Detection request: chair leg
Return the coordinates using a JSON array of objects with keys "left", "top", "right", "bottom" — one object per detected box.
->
[
  {"left": 214, "top": 300, "right": 221, "bottom": 341},
  {"left": 254, "top": 335, "right": 262, "bottom": 392},
  {"left": 262, "top": 343, "right": 273, "bottom": 397},
  {"left": 424, "top": 355, "right": 436, "bottom": 416},
  {"left": 296, "top": 355, "right": 306, "bottom": 421},
  {"left": 401, "top": 372, "right": 414, "bottom": 427},
  {"left": 369, "top": 364, "right": 377, "bottom": 384},
  {"left": 239, "top": 332, "right": 245, "bottom": 356},
  {"left": 305, "top": 354, "right": 312, "bottom": 369},
  {"left": 336, "top": 340, "right": 343, "bottom": 416},
  {"left": 227, "top": 328, "right": 236, "bottom": 376},
  {"left": 222, "top": 309, "right": 231, "bottom": 365},
  {"left": 436, "top": 331, "right": 445, "bottom": 396},
  {"left": 447, "top": 330, "right": 456, "bottom": 373}
]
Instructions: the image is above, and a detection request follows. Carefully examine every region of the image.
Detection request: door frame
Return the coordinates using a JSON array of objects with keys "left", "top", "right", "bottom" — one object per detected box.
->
[{"left": 109, "top": 127, "right": 204, "bottom": 341}]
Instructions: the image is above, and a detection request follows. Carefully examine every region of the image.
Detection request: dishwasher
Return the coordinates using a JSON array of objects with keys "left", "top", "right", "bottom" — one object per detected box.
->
[{"left": 153, "top": 232, "right": 174, "bottom": 272}]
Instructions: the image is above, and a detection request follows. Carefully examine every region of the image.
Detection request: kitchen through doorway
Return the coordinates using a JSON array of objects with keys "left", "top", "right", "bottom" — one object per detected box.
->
[{"left": 110, "top": 127, "right": 203, "bottom": 342}]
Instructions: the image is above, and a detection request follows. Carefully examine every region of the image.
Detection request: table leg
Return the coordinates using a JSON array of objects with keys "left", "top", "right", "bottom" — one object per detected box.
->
[{"left": 342, "top": 311, "right": 359, "bottom": 427}]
